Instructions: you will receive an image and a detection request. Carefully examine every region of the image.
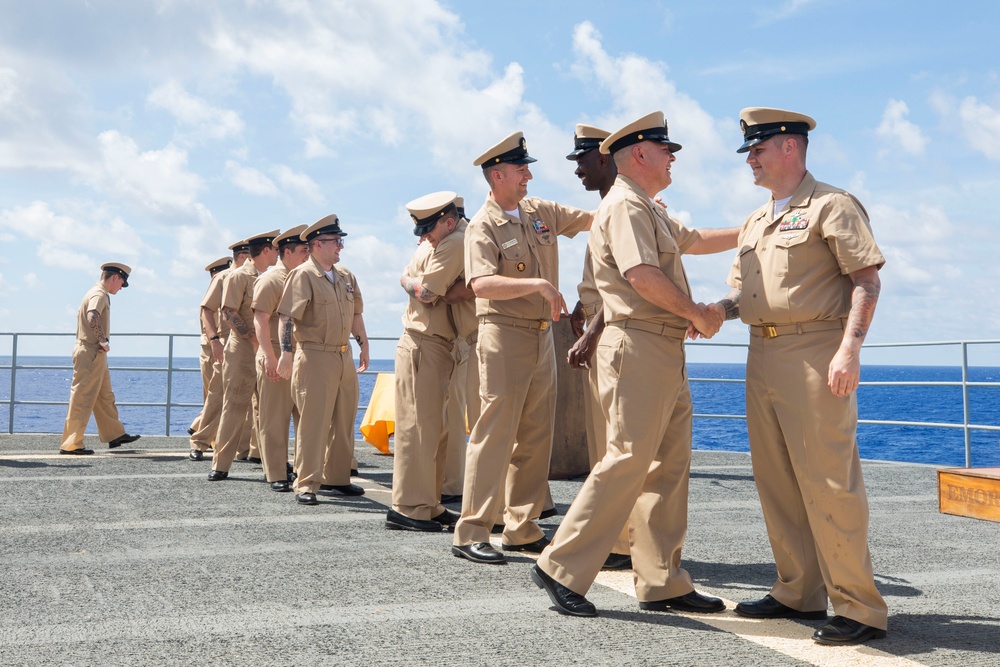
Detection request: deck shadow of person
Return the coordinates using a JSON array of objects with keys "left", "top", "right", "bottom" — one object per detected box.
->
[
  {"left": 686, "top": 561, "right": 923, "bottom": 599},
  {"left": 875, "top": 612, "right": 1000, "bottom": 657},
  {"left": 0, "top": 459, "right": 54, "bottom": 469},
  {"left": 689, "top": 471, "right": 755, "bottom": 483}
]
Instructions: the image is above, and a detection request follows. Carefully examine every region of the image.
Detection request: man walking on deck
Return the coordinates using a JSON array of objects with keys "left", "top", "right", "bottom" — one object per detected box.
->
[
  {"left": 59, "top": 263, "right": 141, "bottom": 454},
  {"left": 715, "top": 107, "right": 888, "bottom": 645}
]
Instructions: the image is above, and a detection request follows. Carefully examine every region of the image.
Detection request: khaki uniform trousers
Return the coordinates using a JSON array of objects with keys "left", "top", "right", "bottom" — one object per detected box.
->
[
  {"left": 255, "top": 351, "right": 298, "bottom": 483},
  {"left": 454, "top": 322, "right": 555, "bottom": 547},
  {"left": 391, "top": 332, "right": 454, "bottom": 520},
  {"left": 188, "top": 342, "right": 214, "bottom": 434},
  {"left": 210, "top": 343, "right": 257, "bottom": 472},
  {"left": 746, "top": 328, "right": 888, "bottom": 630},
  {"left": 60, "top": 344, "right": 126, "bottom": 450},
  {"left": 291, "top": 347, "right": 357, "bottom": 494},
  {"left": 538, "top": 326, "right": 694, "bottom": 600},
  {"left": 190, "top": 358, "right": 224, "bottom": 452},
  {"left": 442, "top": 334, "right": 479, "bottom": 497},
  {"left": 579, "top": 319, "right": 630, "bottom": 557}
]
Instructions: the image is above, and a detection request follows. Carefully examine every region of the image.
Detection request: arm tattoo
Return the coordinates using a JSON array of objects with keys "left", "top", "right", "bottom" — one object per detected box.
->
[
  {"left": 279, "top": 316, "right": 293, "bottom": 353},
  {"left": 225, "top": 307, "right": 254, "bottom": 341},
  {"left": 87, "top": 310, "right": 106, "bottom": 341},
  {"left": 846, "top": 280, "right": 880, "bottom": 339}
]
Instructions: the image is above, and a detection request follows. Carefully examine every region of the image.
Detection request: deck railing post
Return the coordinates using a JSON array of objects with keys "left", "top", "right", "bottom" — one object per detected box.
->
[
  {"left": 961, "top": 341, "right": 972, "bottom": 468},
  {"left": 165, "top": 335, "right": 174, "bottom": 436},
  {"left": 8, "top": 334, "right": 17, "bottom": 434}
]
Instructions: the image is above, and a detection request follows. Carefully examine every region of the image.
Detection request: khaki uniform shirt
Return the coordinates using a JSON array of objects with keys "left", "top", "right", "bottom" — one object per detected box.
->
[
  {"left": 76, "top": 282, "right": 110, "bottom": 346},
  {"left": 221, "top": 261, "right": 260, "bottom": 352},
  {"left": 576, "top": 246, "right": 601, "bottom": 318},
  {"left": 727, "top": 171, "right": 885, "bottom": 325},
  {"left": 251, "top": 260, "right": 290, "bottom": 355},
  {"left": 589, "top": 175, "right": 698, "bottom": 328},
  {"left": 445, "top": 220, "right": 477, "bottom": 341},
  {"left": 402, "top": 221, "right": 468, "bottom": 341},
  {"left": 277, "top": 255, "right": 363, "bottom": 346},
  {"left": 466, "top": 195, "right": 590, "bottom": 321},
  {"left": 201, "top": 268, "right": 232, "bottom": 342}
]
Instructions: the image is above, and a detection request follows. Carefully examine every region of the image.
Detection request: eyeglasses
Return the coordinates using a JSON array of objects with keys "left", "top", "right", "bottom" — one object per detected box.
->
[{"left": 317, "top": 236, "right": 345, "bottom": 247}]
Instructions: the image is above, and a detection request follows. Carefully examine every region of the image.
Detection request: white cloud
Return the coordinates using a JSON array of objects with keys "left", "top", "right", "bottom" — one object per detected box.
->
[
  {"left": 84, "top": 130, "right": 204, "bottom": 216},
  {"left": 756, "top": 0, "right": 820, "bottom": 25},
  {"left": 957, "top": 96, "right": 1000, "bottom": 160},
  {"left": 876, "top": 99, "right": 927, "bottom": 156},
  {"left": 147, "top": 79, "right": 244, "bottom": 140},
  {"left": 273, "top": 165, "right": 324, "bottom": 203},
  {"left": 226, "top": 160, "right": 279, "bottom": 196}
]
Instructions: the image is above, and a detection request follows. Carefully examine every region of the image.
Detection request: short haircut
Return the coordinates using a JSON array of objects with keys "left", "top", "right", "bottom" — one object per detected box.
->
[
  {"left": 279, "top": 242, "right": 305, "bottom": 259},
  {"left": 101, "top": 269, "right": 118, "bottom": 282},
  {"left": 483, "top": 163, "right": 503, "bottom": 188},
  {"left": 248, "top": 241, "right": 271, "bottom": 258}
]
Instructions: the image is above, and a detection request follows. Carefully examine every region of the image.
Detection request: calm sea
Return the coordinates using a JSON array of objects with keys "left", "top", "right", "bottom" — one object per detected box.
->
[{"left": 3, "top": 357, "right": 998, "bottom": 468}]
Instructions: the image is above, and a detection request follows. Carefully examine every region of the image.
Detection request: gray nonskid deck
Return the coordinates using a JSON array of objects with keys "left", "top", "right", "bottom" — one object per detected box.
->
[{"left": 1, "top": 435, "right": 997, "bottom": 666}]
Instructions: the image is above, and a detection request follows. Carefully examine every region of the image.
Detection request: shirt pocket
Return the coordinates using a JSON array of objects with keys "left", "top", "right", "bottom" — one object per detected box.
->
[
  {"left": 774, "top": 230, "right": 810, "bottom": 277},
  {"left": 499, "top": 235, "right": 530, "bottom": 276}
]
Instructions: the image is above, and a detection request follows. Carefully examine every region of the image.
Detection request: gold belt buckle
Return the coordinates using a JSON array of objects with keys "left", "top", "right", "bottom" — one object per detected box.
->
[
  {"left": 538, "top": 321, "right": 549, "bottom": 331},
  {"left": 339, "top": 344, "right": 348, "bottom": 352},
  {"left": 762, "top": 325, "right": 778, "bottom": 339}
]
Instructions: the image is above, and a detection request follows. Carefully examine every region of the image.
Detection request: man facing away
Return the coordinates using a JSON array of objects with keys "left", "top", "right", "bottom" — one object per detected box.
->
[
  {"left": 715, "top": 107, "right": 888, "bottom": 646},
  {"left": 532, "top": 111, "right": 738, "bottom": 617},
  {"left": 451, "top": 131, "right": 592, "bottom": 564},
  {"left": 387, "top": 191, "right": 468, "bottom": 532},
  {"left": 207, "top": 230, "right": 278, "bottom": 480},
  {"left": 252, "top": 225, "right": 309, "bottom": 492},
  {"left": 188, "top": 256, "right": 232, "bottom": 438},
  {"left": 59, "top": 262, "right": 140, "bottom": 455}
]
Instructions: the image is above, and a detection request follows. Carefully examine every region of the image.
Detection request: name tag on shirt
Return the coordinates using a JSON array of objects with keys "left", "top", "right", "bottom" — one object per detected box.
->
[{"left": 501, "top": 239, "right": 519, "bottom": 250}]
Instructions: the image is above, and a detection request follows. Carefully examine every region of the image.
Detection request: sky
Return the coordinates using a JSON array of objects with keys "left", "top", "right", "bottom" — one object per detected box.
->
[{"left": 1, "top": 0, "right": 999, "bottom": 365}]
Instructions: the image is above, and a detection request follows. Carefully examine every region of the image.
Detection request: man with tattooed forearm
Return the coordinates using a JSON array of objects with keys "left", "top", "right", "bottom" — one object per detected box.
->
[{"left": 717, "top": 108, "right": 888, "bottom": 646}]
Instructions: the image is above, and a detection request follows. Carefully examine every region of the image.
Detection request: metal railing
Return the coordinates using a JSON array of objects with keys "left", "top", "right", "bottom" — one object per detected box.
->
[{"left": 2, "top": 332, "right": 998, "bottom": 467}]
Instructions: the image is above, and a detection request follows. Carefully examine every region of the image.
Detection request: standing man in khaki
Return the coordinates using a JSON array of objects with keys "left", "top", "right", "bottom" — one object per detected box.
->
[
  {"left": 717, "top": 108, "right": 888, "bottom": 645},
  {"left": 253, "top": 225, "right": 308, "bottom": 492},
  {"left": 532, "top": 111, "right": 738, "bottom": 617},
  {"left": 564, "top": 123, "right": 631, "bottom": 572},
  {"left": 451, "top": 131, "right": 592, "bottom": 564},
  {"left": 387, "top": 191, "right": 469, "bottom": 532},
  {"left": 207, "top": 230, "right": 278, "bottom": 481},
  {"left": 60, "top": 263, "right": 141, "bottom": 455},
  {"left": 187, "top": 256, "right": 232, "bottom": 438},
  {"left": 189, "top": 240, "right": 250, "bottom": 460},
  {"left": 277, "top": 216, "right": 368, "bottom": 506}
]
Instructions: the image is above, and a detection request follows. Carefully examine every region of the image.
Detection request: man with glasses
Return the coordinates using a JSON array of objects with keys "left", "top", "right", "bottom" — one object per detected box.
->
[
  {"left": 59, "top": 262, "right": 141, "bottom": 455},
  {"left": 277, "top": 216, "right": 369, "bottom": 506}
]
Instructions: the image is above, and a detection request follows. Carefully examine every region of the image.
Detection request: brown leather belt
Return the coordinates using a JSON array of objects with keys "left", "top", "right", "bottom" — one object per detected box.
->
[
  {"left": 607, "top": 319, "right": 686, "bottom": 340},
  {"left": 299, "top": 342, "right": 349, "bottom": 352},
  {"left": 480, "top": 315, "right": 551, "bottom": 331},
  {"left": 750, "top": 319, "right": 845, "bottom": 339}
]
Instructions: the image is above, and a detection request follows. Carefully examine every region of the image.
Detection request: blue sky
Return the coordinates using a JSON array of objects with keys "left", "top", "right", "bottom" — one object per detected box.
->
[{"left": 1, "top": 0, "right": 998, "bottom": 364}]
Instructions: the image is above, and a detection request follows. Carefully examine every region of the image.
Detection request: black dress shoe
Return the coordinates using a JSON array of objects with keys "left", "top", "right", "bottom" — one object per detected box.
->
[
  {"left": 431, "top": 508, "right": 460, "bottom": 526},
  {"left": 187, "top": 427, "right": 196, "bottom": 436},
  {"left": 451, "top": 543, "right": 506, "bottom": 564},
  {"left": 296, "top": 492, "right": 319, "bottom": 505},
  {"left": 207, "top": 470, "right": 229, "bottom": 481},
  {"left": 502, "top": 535, "right": 550, "bottom": 553},
  {"left": 440, "top": 494, "right": 462, "bottom": 504},
  {"left": 640, "top": 591, "right": 726, "bottom": 614},
  {"left": 245, "top": 456, "right": 262, "bottom": 464},
  {"left": 813, "top": 616, "right": 886, "bottom": 645},
  {"left": 530, "top": 565, "right": 597, "bottom": 617},
  {"left": 539, "top": 507, "right": 558, "bottom": 519},
  {"left": 318, "top": 483, "right": 365, "bottom": 496},
  {"left": 351, "top": 467, "right": 358, "bottom": 476},
  {"left": 602, "top": 553, "right": 633, "bottom": 570},
  {"left": 270, "top": 480, "right": 290, "bottom": 492},
  {"left": 385, "top": 509, "right": 443, "bottom": 532},
  {"left": 59, "top": 448, "right": 94, "bottom": 456},
  {"left": 735, "top": 594, "right": 827, "bottom": 620},
  {"left": 188, "top": 449, "right": 204, "bottom": 461},
  {"left": 490, "top": 523, "right": 505, "bottom": 534},
  {"left": 108, "top": 433, "right": 140, "bottom": 448}
]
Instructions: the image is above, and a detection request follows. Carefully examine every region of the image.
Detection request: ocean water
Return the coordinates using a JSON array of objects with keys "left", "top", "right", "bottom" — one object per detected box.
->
[{"left": 3, "top": 357, "right": 998, "bottom": 468}]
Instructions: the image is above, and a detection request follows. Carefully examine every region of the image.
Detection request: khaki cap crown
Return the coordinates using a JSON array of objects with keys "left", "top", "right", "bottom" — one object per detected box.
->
[
  {"left": 228, "top": 239, "right": 251, "bottom": 253},
  {"left": 301, "top": 214, "right": 347, "bottom": 242},
  {"left": 274, "top": 224, "right": 308, "bottom": 248},
  {"left": 406, "top": 190, "right": 458, "bottom": 236},
  {"left": 600, "top": 111, "right": 682, "bottom": 155},
  {"left": 204, "top": 257, "right": 232, "bottom": 274},
  {"left": 473, "top": 131, "right": 537, "bottom": 167},
  {"left": 101, "top": 262, "right": 132, "bottom": 287},
  {"left": 246, "top": 229, "right": 280, "bottom": 249},
  {"left": 566, "top": 124, "right": 611, "bottom": 159},
  {"left": 737, "top": 107, "right": 816, "bottom": 153}
]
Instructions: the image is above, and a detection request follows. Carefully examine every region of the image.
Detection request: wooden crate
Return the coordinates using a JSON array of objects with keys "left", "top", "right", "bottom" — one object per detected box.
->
[{"left": 938, "top": 467, "right": 1000, "bottom": 523}]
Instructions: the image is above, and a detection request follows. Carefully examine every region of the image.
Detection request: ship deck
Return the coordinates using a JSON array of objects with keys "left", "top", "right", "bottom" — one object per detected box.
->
[{"left": 1, "top": 434, "right": 997, "bottom": 666}]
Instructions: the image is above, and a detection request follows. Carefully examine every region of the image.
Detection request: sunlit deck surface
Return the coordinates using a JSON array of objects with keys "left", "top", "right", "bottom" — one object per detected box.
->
[{"left": 1, "top": 434, "right": 997, "bottom": 666}]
